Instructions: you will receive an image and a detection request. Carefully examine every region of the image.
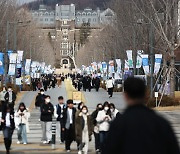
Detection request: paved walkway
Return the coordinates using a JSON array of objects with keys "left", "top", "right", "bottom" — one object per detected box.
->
[{"left": 0, "top": 80, "right": 180, "bottom": 153}]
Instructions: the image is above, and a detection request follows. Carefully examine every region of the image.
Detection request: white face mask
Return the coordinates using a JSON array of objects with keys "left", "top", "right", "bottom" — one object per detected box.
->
[
  {"left": 41, "top": 92, "right": 44, "bottom": 95},
  {"left": 8, "top": 89, "right": 12, "bottom": 92},
  {"left": 46, "top": 99, "right": 50, "bottom": 103},
  {"left": 110, "top": 109, "right": 114, "bottom": 112},
  {"left": 104, "top": 107, "right": 109, "bottom": 111},
  {"left": 82, "top": 110, "right": 87, "bottom": 114}
]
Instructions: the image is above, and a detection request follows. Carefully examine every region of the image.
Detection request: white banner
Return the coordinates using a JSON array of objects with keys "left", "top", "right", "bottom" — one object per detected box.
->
[
  {"left": 141, "top": 54, "right": 150, "bottom": 75},
  {"left": 9, "top": 53, "right": 17, "bottom": 64},
  {"left": 108, "top": 60, "right": 115, "bottom": 77},
  {"left": 136, "top": 50, "right": 143, "bottom": 68},
  {"left": 124, "top": 60, "right": 129, "bottom": 70},
  {"left": 17, "top": 50, "right": 24, "bottom": 63},
  {"left": 116, "top": 59, "right": 121, "bottom": 73},
  {"left": 154, "top": 54, "right": 162, "bottom": 75},
  {"left": 126, "top": 50, "right": 133, "bottom": 68},
  {"left": 8, "top": 64, "right": 16, "bottom": 75},
  {"left": 25, "top": 59, "right": 31, "bottom": 75}
]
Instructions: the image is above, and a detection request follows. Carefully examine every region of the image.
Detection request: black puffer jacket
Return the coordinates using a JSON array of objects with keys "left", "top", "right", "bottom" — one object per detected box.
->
[{"left": 40, "top": 102, "right": 54, "bottom": 122}]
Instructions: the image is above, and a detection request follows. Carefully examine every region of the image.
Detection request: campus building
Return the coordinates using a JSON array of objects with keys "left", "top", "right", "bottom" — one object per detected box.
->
[{"left": 31, "top": 4, "right": 115, "bottom": 69}]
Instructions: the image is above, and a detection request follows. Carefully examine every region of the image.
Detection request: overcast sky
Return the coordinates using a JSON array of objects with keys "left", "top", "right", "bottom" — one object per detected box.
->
[{"left": 17, "top": 0, "right": 36, "bottom": 5}]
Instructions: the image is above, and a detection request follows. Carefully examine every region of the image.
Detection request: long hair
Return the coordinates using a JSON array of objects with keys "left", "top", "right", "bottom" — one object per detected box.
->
[{"left": 18, "top": 102, "right": 27, "bottom": 111}]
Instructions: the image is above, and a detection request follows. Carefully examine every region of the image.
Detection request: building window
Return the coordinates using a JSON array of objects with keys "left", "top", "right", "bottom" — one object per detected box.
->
[
  {"left": 92, "top": 12, "right": 97, "bottom": 16},
  {"left": 45, "top": 18, "right": 48, "bottom": 21},
  {"left": 87, "top": 12, "right": 91, "bottom": 16},
  {"left": 50, "top": 18, "right": 54, "bottom": 21},
  {"left": 82, "top": 18, "right": 86, "bottom": 23},
  {"left": 63, "top": 50, "right": 68, "bottom": 55},
  {"left": 93, "top": 18, "right": 96, "bottom": 22},
  {"left": 88, "top": 18, "right": 91, "bottom": 22},
  {"left": 63, "top": 20, "right": 67, "bottom": 25},
  {"left": 82, "top": 12, "right": 86, "bottom": 16},
  {"left": 40, "top": 18, "right": 43, "bottom": 21}
]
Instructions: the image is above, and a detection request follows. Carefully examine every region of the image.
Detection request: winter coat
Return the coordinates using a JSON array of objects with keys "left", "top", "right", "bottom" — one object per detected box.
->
[
  {"left": 75, "top": 112, "right": 93, "bottom": 143},
  {"left": 102, "top": 104, "right": 180, "bottom": 154},
  {"left": 40, "top": 102, "right": 54, "bottom": 122},
  {"left": 15, "top": 109, "right": 30, "bottom": 126},
  {"left": 35, "top": 93, "right": 45, "bottom": 107},
  {"left": 106, "top": 79, "right": 114, "bottom": 89},
  {"left": 4, "top": 91, "right": 16, "bottom": 104},
  {"left": 63, "top": 107, "right": 76, "bottom": 129},
  {"left": 54, "top": 104, "right": 66, "bottom": 121},
  {"left": 96, "top": 110, "right": 112, "bottom": 132},
  {"left": 0, "top": 112, "right": 15, "bottom": 130}
]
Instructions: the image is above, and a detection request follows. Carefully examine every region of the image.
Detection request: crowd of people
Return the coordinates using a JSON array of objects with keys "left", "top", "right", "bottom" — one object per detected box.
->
[
  {"left": 31, "top": 75, "right": 58, "bottom": 91},
  {"left": 34, "top": 90, "right": 120, "bottom": 154},
  {"left": 0, "top": 76, "right": 180, "bottom": 154}
]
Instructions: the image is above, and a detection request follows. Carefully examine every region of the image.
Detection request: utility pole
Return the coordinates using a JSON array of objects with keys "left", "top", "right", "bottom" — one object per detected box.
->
[
  {"left": 149, "top": 22, "right": 154, "bottom": 98},
  {"left": 5, "top": 21, "right": 9, "bottom": 86},
  {"left": 14, "top": 23, "right": 17, "bottom": 85}
]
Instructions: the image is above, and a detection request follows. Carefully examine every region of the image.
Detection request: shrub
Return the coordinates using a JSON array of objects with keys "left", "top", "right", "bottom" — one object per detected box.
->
[{"left": 147, "top": 95, "right": 180, "bottom": 108}]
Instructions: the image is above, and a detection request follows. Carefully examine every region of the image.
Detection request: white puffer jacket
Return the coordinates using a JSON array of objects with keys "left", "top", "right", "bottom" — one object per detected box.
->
[
  {"left": 96, "top": 110, "right": 112, "bottom": 132},
  {"left": 15, "top": 109, "right": 30, "bottom": 126}
]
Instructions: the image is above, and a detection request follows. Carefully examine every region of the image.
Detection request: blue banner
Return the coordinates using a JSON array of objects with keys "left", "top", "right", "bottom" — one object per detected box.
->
[
  {"left": 0, "top": 52, "right": 4, "bottom": 75},
  {"left": 8, "top": 50, "right": 13, "bottom": 57}
]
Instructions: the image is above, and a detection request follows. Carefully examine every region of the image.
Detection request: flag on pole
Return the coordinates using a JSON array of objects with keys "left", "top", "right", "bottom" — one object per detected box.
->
[
  {"left": 0, "top": 53, "right": 4, "bottom": 75},
  {"left": 141, "top": 54, "right": 149, "bottom": 75},
  {"left": 126, "top": 50, "right": 133, "bottom": 68},
  {"left": 154, "top": 54, "right": 162, "bottom": 75},
  {"left": 136, "top": 50, "right": 143, "bottom": 68}
]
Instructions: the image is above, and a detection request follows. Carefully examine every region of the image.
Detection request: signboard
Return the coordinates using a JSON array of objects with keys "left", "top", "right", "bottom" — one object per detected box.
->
[{"left": 73, "top": 92, "right": 82, "bottom": 104}]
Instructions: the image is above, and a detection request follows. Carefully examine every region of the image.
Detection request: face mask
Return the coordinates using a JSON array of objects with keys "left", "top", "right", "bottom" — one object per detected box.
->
[
  {"left": 8, "top": 89, "right": 12, "bottom": 92},
  {"left": 46, "top": 99, "right": 50, "bottom": 103},
  {"left": 41, "top": 92, "right": 44, "bottom": 95},
  {"left": 110, "top": 109, "right": 114, "bottom": 112},
  {"left": 82, "top": 110, "right": 87, "bottom": 114},
  {"left": 104, "top": 107, "right": 109, "bottom": 111}
]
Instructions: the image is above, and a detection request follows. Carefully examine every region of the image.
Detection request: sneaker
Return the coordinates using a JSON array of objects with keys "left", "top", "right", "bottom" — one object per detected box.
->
[
  {"left": 23, "top": 143, "right": 27, "bottom": 145},
  {"left": 78, "top": 151, "right": 82, "bottom": 154},
  {"left": 17, "top": 141, "right": 21, "bottom": 144},
  {"left": 43, "top": 141, "right": 47, "bottom": 144},
  {"left": 67, "top": 150, "right": 71, "bottom": 153}
]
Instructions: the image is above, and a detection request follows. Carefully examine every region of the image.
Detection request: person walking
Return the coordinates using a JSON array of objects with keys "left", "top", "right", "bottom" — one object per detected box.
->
[
  {"left": 54, "top": 96, "right": 66, "bottom": 143},
  {"left": 35, "top": 89, "right": 45, "bottom": 108},
  {"left": 15, "top": 103, "right": 30, "bottom": 145},
  {"left": 96, "top": 102, "right": 112, "bottom": 152},
  {"left": 40, "top": 95, "right": 54, "bottom": 144},
  {"left": 102, "top": 77, "right": 180, "bottom": 154},
  {"left": 106, "top": 77, "right": 114, "bottom": 98},
  {"left": 95, "top": 77, "right": 101, "bottom": 92},
  {"left": 109, "top": 103, "right": 121, "bottom": 120},
  {"left": 63, "top": 99, "right": 76, "bottom": 152},
  {"left": 76, "top": 106, "right": 93, "bottom": 154},
  {"left": 91, "top": 103, "right": 103, "bottom": 153},
  {"left": 0, "top": 105, "right": 15, "bottom": 154},
  {"left": 87, "top": 76, "right": 92, "bottom": 92},
  {"left": 0, "top": 87, "right": 7, "bottom": 111},
  {"left": 4, "top": 86, "right": 16, "bottom": 112}
]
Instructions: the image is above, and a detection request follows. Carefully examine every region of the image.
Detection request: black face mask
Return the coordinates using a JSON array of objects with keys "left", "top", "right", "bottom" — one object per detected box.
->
[
  {"left": 98, "top": 108, "right": 103, "bottom": 111},
  {"left": 20, "top": 108, "right": 24, "bottom": 112}
]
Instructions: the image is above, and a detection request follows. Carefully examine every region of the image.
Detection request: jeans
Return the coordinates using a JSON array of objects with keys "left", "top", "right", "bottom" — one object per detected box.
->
[
  {"left": 99, "top": 131, "right": 109, "bottom": 151},
  {"left": 94, "top": 132, "right": 100, "bottom": 150},
  {"left": 17, "top": 124, "right": 27, "bottom": 143},
  {"left": 3, "top": 127, "right": 14, "bottom": 152},
  {"left": 41, "top": 121, "right": 52, "bottom": 141},
  {"left": 3, "top": 127, "right": 13, "bottom": 139}
]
